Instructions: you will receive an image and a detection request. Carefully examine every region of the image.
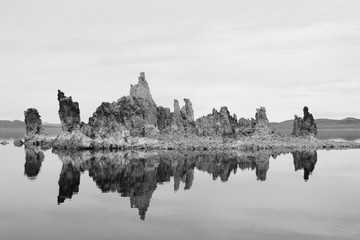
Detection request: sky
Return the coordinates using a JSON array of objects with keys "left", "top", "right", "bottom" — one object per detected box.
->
[{"left": 0, "top": 0, "right": 359, "bottom": 123}]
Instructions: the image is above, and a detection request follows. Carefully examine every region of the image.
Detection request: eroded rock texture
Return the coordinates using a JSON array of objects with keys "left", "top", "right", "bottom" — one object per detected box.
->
[
  {"left": 88, "top": 73, "right": 159, "bottom": 139},
  {"left": 255, "top": 107, "right": 270, "bottom": 133},
  {"left": 196, "top": 107, "right": 238, "bottom": 137},
  {"left": 292, "top": 106, "right": 317, "bottom": 137},
  {"left": 24, "top": 108, "right": 46, "bottom": 141},
  {"left": 53, "top": 91, "right": 92, "bottom": 149},
  {"left": 57, "top": 90, "right": 81, "bottom": 132}
]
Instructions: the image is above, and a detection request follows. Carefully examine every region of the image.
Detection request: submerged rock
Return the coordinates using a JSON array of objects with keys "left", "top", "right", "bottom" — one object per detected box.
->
[{"left": 292, "top": 106, "right": 317, "bottom": 137}]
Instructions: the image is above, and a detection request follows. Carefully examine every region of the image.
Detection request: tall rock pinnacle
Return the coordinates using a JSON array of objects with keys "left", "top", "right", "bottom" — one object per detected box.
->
[
  {"left": 24, "top": 108, "right": 46, "bottom": 141},
  {"left": 57, "top": 90, "right": 81, "bottom": 132},
  {"left": 130, "top": 72, "right": 155, "bottom": 104}
]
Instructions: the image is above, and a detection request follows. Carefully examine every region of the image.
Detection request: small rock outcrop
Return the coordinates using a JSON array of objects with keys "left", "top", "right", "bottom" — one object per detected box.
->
[
  {"left": 14, "top": 139, "right": 24, "bottom": 147},
  {"left": 24, "top": 108, "right": 51, "bottom": 146},
  {"left": 292, "top": 106, "right": 317, "bottom": 137},
  {"left": 254, "top": 107, "right": 270, "bottom": 134},
  {"left": 24, "top": 108, "right": 45, "bottom": 140},
  {"left": 57, "top": 90, "right": 81, "bottom": 132}
]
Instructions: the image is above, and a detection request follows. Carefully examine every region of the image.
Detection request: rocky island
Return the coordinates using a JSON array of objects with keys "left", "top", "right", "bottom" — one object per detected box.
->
[{"left": 23, "top": 72, "right": 360, "bottom": 152}]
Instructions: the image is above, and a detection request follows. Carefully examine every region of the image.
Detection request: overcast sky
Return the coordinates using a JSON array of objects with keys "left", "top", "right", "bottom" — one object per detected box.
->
[{"left": 1, "top": 0, "right": 359, "bottom": 123}]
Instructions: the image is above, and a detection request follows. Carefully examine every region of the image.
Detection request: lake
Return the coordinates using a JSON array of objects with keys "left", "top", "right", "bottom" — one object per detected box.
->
[{"left": 1, "top": 132, "right": 360, "bottom": 240}]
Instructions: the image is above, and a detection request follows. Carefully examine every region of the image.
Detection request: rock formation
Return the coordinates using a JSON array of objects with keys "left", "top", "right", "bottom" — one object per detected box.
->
[
  {"left": 57, "top": 90, "right": 81, "bottom": 132},
  {"left": 292, "top": 106, "right": 317, "bottom": 137},
  {"left": 28, "top": 72, "right": 342, "bottom": 151},
  {"left": 196, "top": 106, "right": 238, "bottom": 137},
  {"left": 24, "top": 108, "right": 51, "bottom": 146},
  {"left": 181, "top": 98, "right": 194, "bottom": 122},
  {"left": 53, "top": 91, "right": 92, "bottom": 149},
  {"left": 24, "top": 108, "right": 45, "bottom": 139},
  {"left": 254, "top": 107, "right": 270, "bottom": 133}
]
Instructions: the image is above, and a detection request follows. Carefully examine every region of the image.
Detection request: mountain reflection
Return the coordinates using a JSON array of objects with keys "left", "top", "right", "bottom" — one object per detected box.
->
[
  {"left": 292, "top": 150, "right": 317, "bottom": 181},
  {"left": 24, "top": 146, "right": 44, "bottom": 180},
  {"left": 51, "top": 150, "right": 318, "bottom": 220}
]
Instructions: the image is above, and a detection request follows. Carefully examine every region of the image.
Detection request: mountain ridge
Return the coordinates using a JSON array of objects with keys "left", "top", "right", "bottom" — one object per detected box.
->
[{"left": 0, "top": 120, "right": 61, "bottom": 128}]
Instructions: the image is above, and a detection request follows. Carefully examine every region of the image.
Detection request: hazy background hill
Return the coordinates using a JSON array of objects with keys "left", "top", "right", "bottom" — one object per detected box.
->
[
  {"left": 0, "top": 120, "right": 61, "bottom": 139},
  {"left": 0, "top": 120, "right": 61, "bottom": 128},
  {"left": 270, "top": 117, "right": 360, "bottom": 141},
  {"left": 270, "top": 117, "right": 360, "bottom": 130}
]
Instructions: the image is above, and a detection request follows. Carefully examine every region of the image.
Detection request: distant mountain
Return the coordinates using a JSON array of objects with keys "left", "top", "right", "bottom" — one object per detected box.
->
[
  {"left": 271, "top": 117, "right": 360, "bottom": 126},
  {"left": 0, "top": 120, "right": 61, "bottom": 128},
  {"left": 270, "top": 117, "right": 360, "bottom": 132}
]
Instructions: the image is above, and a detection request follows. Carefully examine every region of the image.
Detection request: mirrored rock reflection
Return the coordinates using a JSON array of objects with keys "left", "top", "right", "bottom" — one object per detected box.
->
[
  {"left": 53, "top": 150, "right": 274, "bottom": 220},
  {"left": 292, "top": 150, "right": 317, "bottom": 181},
  {"left": 51, "top": 149, "right": 318, "bottom": 220},
  {"left": 24, "top": 146, "right": 45, "bottom": 180}
]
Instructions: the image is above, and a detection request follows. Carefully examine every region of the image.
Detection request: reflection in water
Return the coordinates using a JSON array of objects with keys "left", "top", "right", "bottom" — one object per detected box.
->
[
  {"left": 53, "top": 151, "right": 273, "bottom": 220},
  {"left": 21, "top": 149, "right": 320, "bottom": 220},
  {"left": 24, "top": 146, "right": 44, "bottom": 180},
  {"left": 292, "top": 150, "right": 317, "bottom": 181},
  {"left": 57, "top": 163, "right": 81, "bottom": 204}
]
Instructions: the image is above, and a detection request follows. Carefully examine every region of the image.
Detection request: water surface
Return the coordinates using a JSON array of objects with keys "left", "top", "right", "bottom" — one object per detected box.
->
[{"left": 1, "top": 132, "right": 360, "bottom": 240}]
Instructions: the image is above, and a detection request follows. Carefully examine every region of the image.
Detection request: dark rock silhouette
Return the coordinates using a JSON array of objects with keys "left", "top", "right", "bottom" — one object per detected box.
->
[
  {"left": 24, "top": 146, "right": 45, "bottom": 180},
  {"left": 292, "top": 150, "right": 317, "bottom": 181},
  {"left": 292, "top": 106, "right": 317, "bottom": 137}
]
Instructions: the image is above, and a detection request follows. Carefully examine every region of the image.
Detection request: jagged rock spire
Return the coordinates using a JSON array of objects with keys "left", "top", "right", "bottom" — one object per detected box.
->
[
  {"left": 130, "top": 72, "right": 155, "bottom": 104},
  {"left": 292, "top": 106, "right": 317, "bottom": 137},
  {"left": 57, "top": 90, "right": 81, "bottom": 132}
]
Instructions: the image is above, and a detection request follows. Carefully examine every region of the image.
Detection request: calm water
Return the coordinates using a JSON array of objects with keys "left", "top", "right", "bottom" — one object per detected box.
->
[{"left": 1, "top": 135, "right": 360, "bottom": 240}]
